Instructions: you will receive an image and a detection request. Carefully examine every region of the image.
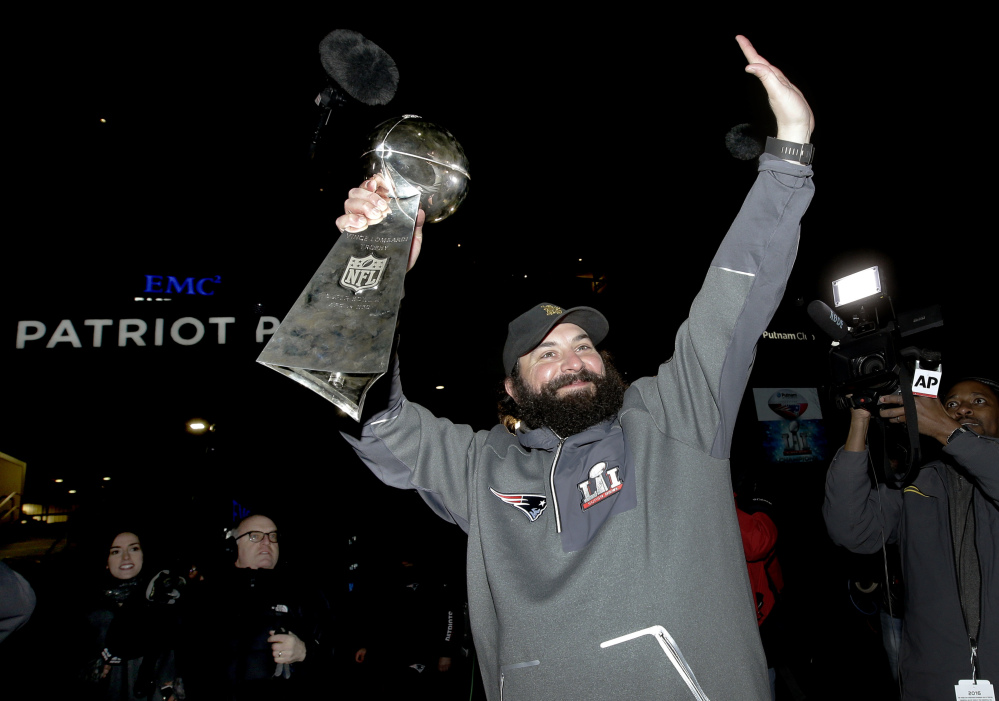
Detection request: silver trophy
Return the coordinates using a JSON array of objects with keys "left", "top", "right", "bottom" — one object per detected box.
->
[{"left": 257, "top": 115, "right": 470, "bottom": 420}]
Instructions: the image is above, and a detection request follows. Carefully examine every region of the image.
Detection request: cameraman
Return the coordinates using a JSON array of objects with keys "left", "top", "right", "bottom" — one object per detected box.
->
[{"left": 823, "top": 378, "right": 998, "bottom": 701}]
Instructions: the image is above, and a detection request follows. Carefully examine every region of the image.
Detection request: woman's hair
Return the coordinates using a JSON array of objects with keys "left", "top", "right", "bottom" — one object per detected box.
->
[{"left": 105, "top": 527, "right": 142, "bottom": 549}]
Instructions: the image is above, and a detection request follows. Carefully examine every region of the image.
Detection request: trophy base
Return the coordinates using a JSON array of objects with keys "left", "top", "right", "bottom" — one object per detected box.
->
[{"left": 260, "top": 363, "right": 384, "bottom": 422}]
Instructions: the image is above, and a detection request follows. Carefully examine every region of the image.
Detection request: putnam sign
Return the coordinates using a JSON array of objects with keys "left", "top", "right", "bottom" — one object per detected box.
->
[{"left": 762, "top": 330, "right": 815, "bottom": 341}]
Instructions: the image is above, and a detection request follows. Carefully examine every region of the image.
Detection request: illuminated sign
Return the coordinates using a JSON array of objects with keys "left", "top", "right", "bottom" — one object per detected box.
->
[
  {"left": 144, "top": 275, "right": 221, "bottom": 296},
  {"left": 232, "top": 500, "right": 251, "bottom": 523},
  {"left": 762, "top": 330, "right": 816, "bottom": 341},
  {"left": 15, "top": 316, "right": 280, "bottom": 349}
]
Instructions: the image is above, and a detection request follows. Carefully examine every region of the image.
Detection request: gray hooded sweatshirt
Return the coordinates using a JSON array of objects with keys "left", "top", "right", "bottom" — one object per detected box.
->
[{"left": 344, "top": 154, "right": 814, "bottom": 700}]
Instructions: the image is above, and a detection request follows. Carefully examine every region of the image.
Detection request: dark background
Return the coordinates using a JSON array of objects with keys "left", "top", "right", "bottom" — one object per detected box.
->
[{"left": 2, "top": 12, "right": 993, "bottom": 696}]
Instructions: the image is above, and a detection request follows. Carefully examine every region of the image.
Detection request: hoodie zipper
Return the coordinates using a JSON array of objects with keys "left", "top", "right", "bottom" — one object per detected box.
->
[
  {"left": 601, "top": 625, "right": 712, "bottom": 700},
  {"left": 656, "top": 629, "right": 711, "bottom": 701},
  {"left": 499, "top": 660, "right": 540, "bottom": 701},
  {"left": 549, "top": 437, "right": 566, "bottom": 533}
]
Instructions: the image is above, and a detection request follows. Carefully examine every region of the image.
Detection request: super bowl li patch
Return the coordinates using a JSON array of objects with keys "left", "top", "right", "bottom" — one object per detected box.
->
[{"left": 578, "top": 461, "right": 623, "bottom": 510}]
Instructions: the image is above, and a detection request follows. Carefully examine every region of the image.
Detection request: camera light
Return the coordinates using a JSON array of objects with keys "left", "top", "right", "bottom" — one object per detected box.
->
[
  {"left": 186, "top": 418, "right": 210, "bottom": 435},
  {"left": 832, "top": 266, "right": 882, "bottom": 307}
]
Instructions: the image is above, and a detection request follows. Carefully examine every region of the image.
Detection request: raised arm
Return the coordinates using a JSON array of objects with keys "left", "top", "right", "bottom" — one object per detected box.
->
[
  {"left": 823, "top": 405, "right": 903, "bottom": 552},
  {"left": 878, "top": 391, "right": 999, "bottom": 504},
  {"left": 637, "top": 37, "right": 815, "bottom": 457}
]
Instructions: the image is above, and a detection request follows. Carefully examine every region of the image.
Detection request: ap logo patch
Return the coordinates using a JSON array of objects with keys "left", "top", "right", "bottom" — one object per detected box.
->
[
  {"left": 340, "top": 253, "right": 387, "bottom": 293},
  {"left": 490, "top": 487, "right": 547, "bottom": 522}
]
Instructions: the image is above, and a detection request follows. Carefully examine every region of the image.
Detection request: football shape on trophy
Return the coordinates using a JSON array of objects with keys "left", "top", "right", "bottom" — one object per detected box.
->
[{"left": 360, "top": 115, "right": 470, "bottom": 223}]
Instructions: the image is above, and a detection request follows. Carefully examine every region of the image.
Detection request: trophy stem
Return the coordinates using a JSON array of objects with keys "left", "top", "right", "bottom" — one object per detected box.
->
[{"left": 257, "top": 193, "right": 420, "bottom": 420}]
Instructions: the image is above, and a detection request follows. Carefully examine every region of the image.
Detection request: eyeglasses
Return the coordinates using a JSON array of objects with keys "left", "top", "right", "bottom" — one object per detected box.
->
[{"left": 235, "top": 530, "right": 279, "bottom": 544}]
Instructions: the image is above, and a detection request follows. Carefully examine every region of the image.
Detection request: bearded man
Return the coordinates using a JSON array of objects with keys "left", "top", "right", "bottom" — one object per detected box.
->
[{"left": 339, "top": 35, "right": 814, "bottom": 701}]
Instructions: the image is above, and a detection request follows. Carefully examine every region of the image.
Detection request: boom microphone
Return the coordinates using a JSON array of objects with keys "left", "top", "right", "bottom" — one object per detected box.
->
[
  {"left": 725, "top": 123, "right": 765, "bottom": 160},
  {"left": 807, "top": 299, "right": 851, "bottom": 343},
  {"left": 310, "top": 30, "right": 399, "bottom": 157},
  {"left": 319, "top": 29, "right": 399, "bottom": 106}
]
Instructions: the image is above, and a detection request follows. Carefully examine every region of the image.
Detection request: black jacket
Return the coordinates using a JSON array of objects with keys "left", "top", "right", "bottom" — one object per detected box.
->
[{"left": 183, "top": 566, "right": 329, "bottom": 701}]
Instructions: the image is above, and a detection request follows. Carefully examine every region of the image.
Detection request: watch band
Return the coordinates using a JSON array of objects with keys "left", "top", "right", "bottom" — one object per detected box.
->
[{"left": 765, "top": 136, "right": 814, "bottom": 165}]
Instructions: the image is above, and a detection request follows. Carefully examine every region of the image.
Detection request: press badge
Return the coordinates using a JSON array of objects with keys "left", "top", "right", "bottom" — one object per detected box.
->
[{"left": 955, "top": 679, "right": 995, "bottom": 701}]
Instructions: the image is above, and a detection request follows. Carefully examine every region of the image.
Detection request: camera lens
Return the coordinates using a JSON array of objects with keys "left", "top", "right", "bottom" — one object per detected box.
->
[{"left": 857, "top": 354, "right": 886, "bottom": 376}]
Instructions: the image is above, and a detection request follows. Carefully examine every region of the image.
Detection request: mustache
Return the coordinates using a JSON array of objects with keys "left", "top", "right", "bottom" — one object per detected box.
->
[{"left": 547, "top": 368, "right": 603, "bottom": 392}]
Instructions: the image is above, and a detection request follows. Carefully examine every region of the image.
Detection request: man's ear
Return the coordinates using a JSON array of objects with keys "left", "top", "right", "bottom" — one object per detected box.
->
[{"left": 504, "top": 377, "right": 517, "bottom": 402}]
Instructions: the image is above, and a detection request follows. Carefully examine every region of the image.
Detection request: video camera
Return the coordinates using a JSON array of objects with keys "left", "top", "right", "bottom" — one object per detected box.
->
[
  {"left": 808, "top": 266, "right": 944, "bottom": 488},
  {"left": 808, "top": 266, "right": 943, "bottom": 412}
]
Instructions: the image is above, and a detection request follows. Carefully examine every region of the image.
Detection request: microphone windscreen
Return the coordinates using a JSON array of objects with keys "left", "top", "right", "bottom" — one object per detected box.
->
[
  {"left": 725, "top": 123, "right": 764, "bottom": 160},
  {"left": 319, "top": 29, "right": 399, "bottom": 106}
]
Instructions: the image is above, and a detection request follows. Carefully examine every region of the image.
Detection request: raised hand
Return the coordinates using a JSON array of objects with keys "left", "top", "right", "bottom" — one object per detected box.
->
[
  {"left": 878, "top": 394, "right": 962, "bottom": 445},
  {"left": 737, "top": 35, "right": 814, "bottom": 145},
  {"left": 336, "top": 174, "right": 426, "bottom": 271}
]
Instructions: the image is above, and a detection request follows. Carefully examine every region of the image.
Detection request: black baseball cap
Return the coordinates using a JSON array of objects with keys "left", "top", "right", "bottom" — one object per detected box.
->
[
  {"left": 502, "top": 303, "right": 609, "bottom": 375},
  {"left": 945, "top": 376, "right": 999, "bottom": 397}
]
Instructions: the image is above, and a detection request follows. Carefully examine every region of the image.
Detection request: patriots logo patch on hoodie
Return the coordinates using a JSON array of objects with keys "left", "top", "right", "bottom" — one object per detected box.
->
[{"left": 490, "top": 488, "right": 548, "bottom": 522}]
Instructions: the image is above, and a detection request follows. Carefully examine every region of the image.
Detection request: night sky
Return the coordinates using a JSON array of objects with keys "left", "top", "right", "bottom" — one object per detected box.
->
[{"left": 3, "top": 14, "right": 993, "bottom": 589}]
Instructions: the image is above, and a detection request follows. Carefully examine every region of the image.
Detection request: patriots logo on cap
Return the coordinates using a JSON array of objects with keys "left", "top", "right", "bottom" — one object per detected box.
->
[{"left": 490, "top": 487, "right": 548, "bottom": 522}]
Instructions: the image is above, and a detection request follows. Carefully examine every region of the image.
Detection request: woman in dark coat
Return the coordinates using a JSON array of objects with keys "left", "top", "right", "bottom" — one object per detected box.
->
[{"left": 76, "top": 530, "right": 181, "bottom": 700}]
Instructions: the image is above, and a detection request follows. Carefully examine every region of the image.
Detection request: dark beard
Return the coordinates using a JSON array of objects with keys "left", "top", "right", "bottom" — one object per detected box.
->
[{"left": 511, "top": 360, "right": 626, "bottom": 438}]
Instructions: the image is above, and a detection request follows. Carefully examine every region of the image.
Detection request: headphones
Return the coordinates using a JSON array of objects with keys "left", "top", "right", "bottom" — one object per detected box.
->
[{"left": 223, "top": 526, "right": 239, "bottom": 557}]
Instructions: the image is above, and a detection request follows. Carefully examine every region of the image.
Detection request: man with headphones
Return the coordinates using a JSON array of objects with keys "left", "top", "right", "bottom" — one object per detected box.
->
[{"left": 183, "top": 514, "right": 330, "bottom": 701}]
